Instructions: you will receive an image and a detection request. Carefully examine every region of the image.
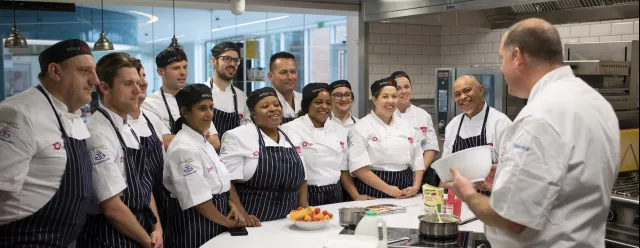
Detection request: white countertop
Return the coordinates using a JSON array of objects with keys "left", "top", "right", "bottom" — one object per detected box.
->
[{"left": 202, "top": 196, "right": 484, "bottom": 248}]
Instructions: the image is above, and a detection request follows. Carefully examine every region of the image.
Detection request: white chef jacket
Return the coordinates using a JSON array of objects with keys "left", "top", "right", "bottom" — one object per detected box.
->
[
  {"left": 0, "top": 86, "right": 90, "bottom": 225},
  {"left": 394, "top": 104, "right": 440, "bottom": 152},
  {"left": 130, "top": 109, "right": 170, "bottom": 144},
  {"left": 164, "top": 124, "right": 231, "bottom": 210},
  {"left": 220, "top": 123, "right": 306, "bottom": 181},
  {"left": 281, "top": 115, "right": 348, "bottom": 186},
  {"left": 141, "top": 89, "right": 218, "bottom": 135},
  {"left": 330, "top": 112, "right": 359, "bottom": 128},
  {"left": 204, "top": 79, "right": 251, "bottom": 125},
  {"left": 486, "top": 66, "right": 620, "bottom": 248},
  {"left": 442, "top": 102, "right": 511, "bottom": 162},
  {"left": 275, "top": 89, "right": 302, "bottom": 119},
  {"left": 348, "top": 111, "right": 425, "bottom": 173},
  {"left": 86, "top": 104, "right": 141, "bottom": 212}
]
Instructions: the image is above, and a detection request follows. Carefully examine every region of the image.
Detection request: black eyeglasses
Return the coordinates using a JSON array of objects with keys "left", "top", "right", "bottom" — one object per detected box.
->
[
  {"left": 218, "top": 56, "right": 241, "bottom": 65},
  {"left": 332, "top": 92, "right": 353, "bottom": 100}
]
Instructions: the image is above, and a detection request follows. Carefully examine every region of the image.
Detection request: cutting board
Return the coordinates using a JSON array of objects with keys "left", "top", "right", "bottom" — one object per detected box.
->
[{"left": 619, "top": 129, "right": 639, "bottom": 172}]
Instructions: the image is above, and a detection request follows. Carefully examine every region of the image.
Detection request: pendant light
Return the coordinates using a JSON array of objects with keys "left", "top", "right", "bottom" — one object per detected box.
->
[
  {"left": 93, "top": 0, "right": 114, "bottom": 51},
  {"left": 168, "top": 0, "right": 182, "bottom": 49},
  {"left": 4, "top": 0, "right": 28, "bottom": 48}
]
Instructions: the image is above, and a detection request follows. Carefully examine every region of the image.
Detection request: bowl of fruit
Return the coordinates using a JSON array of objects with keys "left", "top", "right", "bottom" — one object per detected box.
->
[{"left": 287, "top": 206, "right": 334, "bottom": 230}]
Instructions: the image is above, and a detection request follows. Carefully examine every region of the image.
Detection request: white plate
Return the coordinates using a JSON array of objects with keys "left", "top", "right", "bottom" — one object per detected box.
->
[{"left": 286, "top": 214, "right": 332, "bottom": 230}]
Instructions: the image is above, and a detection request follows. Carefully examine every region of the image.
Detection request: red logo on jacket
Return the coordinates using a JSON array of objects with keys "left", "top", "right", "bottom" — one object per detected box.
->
[
  {"left": 488, "top": 142, "right": 493, "bottom": 147},
  {"left": 340, "top": 141, "right": 345, "bottom": 149},
  {"left": 302, "top": 141, "right": 312, "bottom": 147},
  {"left": 420, "top": 126, "right": 427, "bottom": 133},
  {"left": 408, "top": 137, "right": 413, "bottom": 144},
  {"left": 295, "top": 146, "right": 302, "bottom": 154},
  {"left": 372, "top": 137, "right": 378, "bottom": 142},
  {"left": 53, "top": 142, "right": 63, "bottom": 150},
  {"left": 253, "top": 151, "right": 259, "bottom": 157}
]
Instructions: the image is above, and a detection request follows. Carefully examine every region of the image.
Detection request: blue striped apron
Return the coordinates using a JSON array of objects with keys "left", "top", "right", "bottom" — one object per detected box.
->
[
  {"left": 308, "top": 183, "right": 343, "bottom": 206},
  {"left": 164, "top": 192, "right": 229, "bottom": 248},
  {"left": 138, "top": 113, "right": 167, "bottom": 233},
  {"left": 354, "top": 168, "right": 413, "bottom": 199},
  {"left": 76, "top": 107, "right": 156, "bottom": 248},
  {"left": 210, "top": 80, "right": 240, "bottom": 138},
  {"left": 0, "top": 85, "right": 93, "bottom": 247},
  {"left": 235, "top": 126, "right": 305, "bottom": 221}
]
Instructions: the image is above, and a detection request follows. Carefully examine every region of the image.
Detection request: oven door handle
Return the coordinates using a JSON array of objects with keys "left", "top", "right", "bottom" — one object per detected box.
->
[{"left": 605, "top": 238, "right": 639, "bottom": 248}]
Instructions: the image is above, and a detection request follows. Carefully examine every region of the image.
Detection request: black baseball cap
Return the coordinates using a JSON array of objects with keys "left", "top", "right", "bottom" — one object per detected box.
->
[
  {"left": 175, "top": 84, "right": 212, "bottom": 108},
  {"left": 38, "top": 39, "right": 93, "bottom": 74},
  {"left": 247, "top": 87, "right": 278, "bottom": 111},
  {"left": 156, "top": 47, "right": 187, "bottom": 68},
  {"left": 211, "top": 42, "right": 240, "bottom": 57},
  {"left": 371, "top": 78, "right": 397, "bottom": 95},
  {"left": 302, "top": 83, "right": 329, "bottom": 101},
  {"left": 390, "top": 71, "right": 411, "bottom": 83},
  {"left": 329, "top": 80, "right": 351, "bottom": 93}
]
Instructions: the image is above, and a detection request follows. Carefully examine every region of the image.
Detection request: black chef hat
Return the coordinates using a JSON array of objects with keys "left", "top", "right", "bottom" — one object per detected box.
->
[
  {"left": 329, "top": 80, "right": 351, "bottom": 93},
  {"left": 156, "top": 47, "right": 187, "bottom": 68},
  {"left": 247, "top": 87, "right": 278, "bottom": 111},
  {"left": 38, "top": 39, "right": 93, "bottom": 74},
  {"left": 211, "top": 42, "right": 240, "bottom": 57},
  {"left": 371, "top": 78, "right": 397, "bottom": 96},
  {"left": 302, "top": 82, "right": 329, "bottom": 100},
  {"left": 172, "top": 84, "right": 213, "bottom": 134},
  {"left": 390, "top": 71, "right": 411, "bottom": 83}
]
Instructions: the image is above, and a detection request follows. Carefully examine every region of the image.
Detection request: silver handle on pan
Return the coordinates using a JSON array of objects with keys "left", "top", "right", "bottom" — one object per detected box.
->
[
  {"left": 387, "top": 237, "right": 410, "bottom": 244},
  {"left": 605, "top": 238, "right": 639, "bottom": 248}
]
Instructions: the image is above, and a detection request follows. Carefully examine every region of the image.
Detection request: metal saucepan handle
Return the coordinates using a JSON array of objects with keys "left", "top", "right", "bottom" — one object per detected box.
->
[
  {"left": 387, "top": 237, "right": 410, "bottom": 244},
  {"left": 460, "top": 217, "right": 479, "bottom": 225}
]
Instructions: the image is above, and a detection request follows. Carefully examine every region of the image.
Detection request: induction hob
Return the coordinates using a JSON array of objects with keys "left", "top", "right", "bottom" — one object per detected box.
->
[{"left": 339, "top": 226, "right": 474, "bottom": 248}]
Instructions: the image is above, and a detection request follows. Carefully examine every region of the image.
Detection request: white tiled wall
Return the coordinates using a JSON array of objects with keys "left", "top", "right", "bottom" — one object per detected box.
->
[{"left": 367, "top": 18, "right": 640, "bottom": 100}]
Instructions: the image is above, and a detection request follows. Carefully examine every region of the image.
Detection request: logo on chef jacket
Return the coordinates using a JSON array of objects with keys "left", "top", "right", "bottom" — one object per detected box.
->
[
  {"left": 53, "top": 142, "right": 64, "bottom": 151},
  {"left": 253, "top": 151, "right": 259, "bottom": 157},
  {"left": 183, "top": 165, "right": 196, "bottom": 176},
  {"left": 220, "top": 146, "right": 227, "bottom": 155},
  {"left": 94, "top": 151, "right": 106, "bottom": 161},
  {"left": 340, "top": 141, "right": 345, "bottom": 149},
  {"left": 295, "top": 146, "right": 302, "bottom": 154},
  {"left": 420, "top": 126, "right": 427, "bottom": 134},
  {"left": 207, "top": 166, "right": 214, "bottom": 172},
  {"left": 371, "top": 137, "right": 379, "bottom": 142},
  {"left": 238, "top": 114, "right": 244, "bottom": 120},
  {"left": 488, "top": 142, "right": 493, "bottom": 147},
  {"left": 0, "top": 128, "right": 10, "bottom": 139},
  {"left": 302, "top": 141, "right": 313, "bottom": 147},
  {"left": 408, "top": 137, "right": 413, "bottom": 144},
  {"left": 120, "top": 156, "right": 125, "bottom": 163},
  {"left": 513, "top": 144, "right": 529, "bottom": 152}
]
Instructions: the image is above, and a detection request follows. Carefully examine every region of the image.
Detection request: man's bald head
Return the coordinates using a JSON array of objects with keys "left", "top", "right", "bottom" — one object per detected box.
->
[
  {"left": 454, "top": 75, "right": 482, "bottom": 89},
  {"left": 453, "top": 75, "right": 485, "bottom": 116},
  {"left": 501, "top": 18, "right": 563, "bottom": 65}
]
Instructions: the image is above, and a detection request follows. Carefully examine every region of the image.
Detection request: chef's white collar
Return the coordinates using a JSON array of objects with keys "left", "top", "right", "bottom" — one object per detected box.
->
[
  {"left": 331, "top": 111, "right": 353, "bottom": 124},
  {"left": 208, "top": 78, "right": 233, "bottom": 92},
  {"left": 38, "top": 84, "right": 81, "bottom": 116},
  {"left": 528, "top": 65, "right": 574, "bottom": 102},
  {"left": 301, "top": 114, "right": 330, "bottom": 131},
  {"left": 370, "top": 110, "right": 399, "bottom": 127},
  {"left": 180, "top": 123, "right": 208, "bottom": 143},
  {"left": 99, "top": 102, "right": 132, "bottom": 125},
  {"left": 462, "top": 101, "right": 488, "bottom": 123}
]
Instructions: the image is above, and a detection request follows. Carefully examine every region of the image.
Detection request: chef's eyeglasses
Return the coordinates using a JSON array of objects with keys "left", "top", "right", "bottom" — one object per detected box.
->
[
  {"left": 217, "top": 56, "right": 241, "bottom": 65},
  {"left": 332, "top": 92, "right": 353, "bottom": 100}
]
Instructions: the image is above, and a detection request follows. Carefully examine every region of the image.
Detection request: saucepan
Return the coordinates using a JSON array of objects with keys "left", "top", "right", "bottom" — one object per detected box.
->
[
  {"left": 338, "top": 207, "right": 367, "bottom": 227},
  {"left": 418, "top": 213, "right": 460, "bottom": 240}
]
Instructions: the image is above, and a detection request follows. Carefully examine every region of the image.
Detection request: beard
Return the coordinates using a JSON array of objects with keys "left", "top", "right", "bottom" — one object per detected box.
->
[{"left": 216, "top": 66, "right": 236, "bottom": 81}]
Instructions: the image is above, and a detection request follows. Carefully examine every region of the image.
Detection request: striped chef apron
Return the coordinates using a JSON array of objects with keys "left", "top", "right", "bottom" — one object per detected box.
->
[
  {"left": 451, "top": 105, "right": 492, "bottom": 196},
  {"left": 160, "top": 87, "right": 176, "bottom": 132},
  {"left": 210, "top": 80, "right": 240, "bottom": 137},
  {"left": 235, "top": 126, "right": 305, "bottom": 221},
  {"left": 0, "top": 85, "right": 93, "bottom": 247},
  {"left": 165, "top": 191, "right": 229, "bottom": 248},
  {"left": 76, "top": 107, "right": 157, "bottom": 248},
  {"left": 308, "top": 183, "right": 343, "bottom": 206},
  {"left": 138, "top": 113, "right": 168, "bottom": 232},
  {"left": 354, "top": 169, "right": 413, "bottom": 199}
]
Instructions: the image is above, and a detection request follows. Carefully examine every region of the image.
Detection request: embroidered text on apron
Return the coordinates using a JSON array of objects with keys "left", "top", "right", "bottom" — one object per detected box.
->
[
  {"left": 210, "top": 80, "right": 240, "bottom": 137},
  {"left": 235, "top": 126, "right": 305, "bottom": 221},
  {"left": 308, "top": 183, "right": 343, "bottom": 206},
  {"left": 0, "top": 85, "right": 93, "bottom": 247},
  {"left": 354, "top": 169, "right": 413, "bottom": 199},
  {"left": 165, "top": 192, "right": 229, "bottom": 248},
  {"left": 160, "top": 87, "right": 176, "bottom": 131},
  {"left": 138, "top": 113, "right": 168, "bottom": 232},
  {"left": 448, "top": 105, "right": 492, "bottom": 196},
  {"left": 76, "top": 107, "right": 157, "bottom": 248}
]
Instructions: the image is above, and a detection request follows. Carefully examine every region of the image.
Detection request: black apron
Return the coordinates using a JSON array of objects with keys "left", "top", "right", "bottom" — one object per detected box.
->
[
  {"left": 0, "top": 85, "right": 93, "bottom": 247},
  {"left": 308, "top": 183, "right": 343, "bottom": 206},
  {"left": 76, "top": 107, "right": 157, "bottom": 248},
  {"left": 210, "top": 80, "right": 240, "bottom": 138},
  {"left": 235, "top": 126, "right": 305, "bottom": 221},
  {"left": 354, "top": 169, "right": 413, "bottom": 199},
  {"left": 138, "top": 113, "right": 168, "bottom": 233},
  {"left": 160, "top": 87, "right": 176, "bottom": 132},
  {"left": 165, "top": 191, "right": 229, "bottom": 248},
  {"left": 441, "top": 106, "right": 492, "bottom": 196}
]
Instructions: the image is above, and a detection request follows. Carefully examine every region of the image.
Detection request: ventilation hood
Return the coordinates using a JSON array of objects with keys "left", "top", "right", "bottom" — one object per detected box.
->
[{"left": 364, "top": 0, "right": 639, "bottom": 28}]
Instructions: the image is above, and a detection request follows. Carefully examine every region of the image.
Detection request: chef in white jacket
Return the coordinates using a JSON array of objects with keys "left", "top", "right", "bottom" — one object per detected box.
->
[
  {"left": 390, "top": 71, "right": 440, "bottom": 187},
  {"left": 281, "top": 83, "right": 353, "bottom": 205},
  {"left": 163, "top": 84, "right": 241, "bottom": 248},
  {"left": 441, "top": 75, "right": 512, "bottom": 194},
  {"left": 348, "top": 78, "right": 425, "bottom": 199},
  {"left": 445, "top": 18, "right": 619, "bottom": 248},
  {"left": 221, "top": 87, "right": 307, "bottom": 227},
  {"left": 141, "top": 47, "right": 220, "bottom": 150}
]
